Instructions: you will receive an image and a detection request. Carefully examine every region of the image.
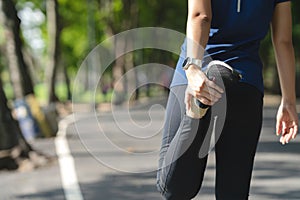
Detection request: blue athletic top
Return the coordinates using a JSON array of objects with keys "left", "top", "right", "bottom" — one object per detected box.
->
[{"left": 170, "top": 0, "right": 291, "bottom": 93}]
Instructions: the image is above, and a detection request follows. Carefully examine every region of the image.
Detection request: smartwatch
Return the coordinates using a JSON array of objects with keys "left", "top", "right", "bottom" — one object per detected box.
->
[{"left": 182, "top": 57, "right": 202, "bottom": 70}]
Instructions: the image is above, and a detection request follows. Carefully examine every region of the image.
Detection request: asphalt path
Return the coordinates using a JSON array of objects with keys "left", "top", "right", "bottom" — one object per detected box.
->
[{"left": 1, "top": 98, "right": 300, "bottom": 200}]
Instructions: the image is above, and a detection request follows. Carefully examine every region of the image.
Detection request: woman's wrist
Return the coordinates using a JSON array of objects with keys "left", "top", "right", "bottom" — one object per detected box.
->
[
  {"left": 280, "top": 98, "right": 296, "bottom": 107},
  {"left": 186, "top": 64, "right": 201, "bottom": 75},
  {"left": 185, "top": 65, "right": 203, "bottom": 82}
]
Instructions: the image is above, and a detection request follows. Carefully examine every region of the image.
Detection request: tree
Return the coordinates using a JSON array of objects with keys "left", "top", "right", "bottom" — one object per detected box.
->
[
  {"left": 0, "top": 78, "right": 19, "bottom": 152},
  {"left": 0, "top": 76, "right": 49, "bottom": 171},
  {"left": 45, "top": 0, "right": 72, "bottom": 103},
  {"left": 46, "top": 0, "right": 60, "bottom": 104},
  {"left": 0, "top": 77, "right": 21, "bottom": 170},
  {"left": 98, "top": 0, "right": 139, "bottom": 104},
  {"left": 0, "top": 0, "right": 34, "bottom": 99}
]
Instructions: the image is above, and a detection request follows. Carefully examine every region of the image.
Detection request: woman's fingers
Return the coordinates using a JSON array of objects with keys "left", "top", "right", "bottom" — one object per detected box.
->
[
  {"left": 207, "top": 79, "right": 224, "bottom": 94},
  {"left": 276, "top": 120, "right": 282, "bottom": 136},
  {"left": 281, "top": 132, "right": 292, "bottom": 145},
  {"left": 280, "top": 122, "right": 298, "bottom": 145},
  {"left": 276, "top": 103, "right": 299, "bottom": 145},
  {"left": 184, "top": 88, "right": 192, "bottom": 110},
  {"left": 197, "top": 96, "right": 213, "bottom": 106},
  {"left": 282, "top": 121, "right": 288, "bottom": 135},
  {"left": 186, "top": 69, "right": 224, "bottom": 106},
  {"left": 192, "top": 84, "right": 223, "bottom": 105},
  {"left": 292, "top": 122, "right": 298, "bottom": 139},
  {"left": 284, "top": 128, "right": 293, "bottom": 144}
]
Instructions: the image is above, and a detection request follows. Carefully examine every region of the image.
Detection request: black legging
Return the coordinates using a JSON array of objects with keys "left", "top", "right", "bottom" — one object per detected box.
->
[{"left": 157, "top": 67, "right": 263, "bottom": 200}]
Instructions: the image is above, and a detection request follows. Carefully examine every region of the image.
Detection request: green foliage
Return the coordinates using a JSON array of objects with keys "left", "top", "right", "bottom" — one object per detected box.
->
[
  {"left": 137, "top": 0, "right": 187, "bottom": 31},
  {"left": 12, "top": 0, "right": 188, "bottom": 73},
  {"left": 34, "top": 82, "right": 70, "bottom": 103},
  {"left": 58, "top": 0, "right": 89, "bottom": 70},
  {"left": 0, "top": 26, "right": 4, "bottom": 45}
]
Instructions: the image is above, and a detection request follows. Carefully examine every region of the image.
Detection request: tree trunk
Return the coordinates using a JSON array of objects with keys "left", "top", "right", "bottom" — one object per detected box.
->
[
  {"left": 112, "top": 38, "right": 127, "bottom": 105},
  {"left": 63, "top": 66, "right": 72, "bottom": 101},
  {"left": 110, "top": 0, "right": 138, "bottom": 104},
  {"left": 0, "top": 0, "right": 55, "bottom": 138},
  {"left": 46, "top": 0, "right": 60, "bottom": 104},
  {"left": 0, "top": 77, "right": 31, "bottom": 170},
  {"left": 0, "top": 80, "right": 18, "bottom": 151},
  {"left": 0, "top": 77, "right": 55, "bottom": 171},
  {"left": 0, "top": 0, "right": 34, "bottom": 98}
]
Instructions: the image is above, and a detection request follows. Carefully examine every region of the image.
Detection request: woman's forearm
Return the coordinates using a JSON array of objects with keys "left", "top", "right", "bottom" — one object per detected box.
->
[
  {"left": 184, "top": 1, "right": 223, "bottom": 106},
  {"left": 271, "top": 2, "right": 296, "bottom": 105},
  {"left": 273, "top": 40, "right": 296, "bottom": 105},
  {"left": 186, "top": 0, "right": 211, "bottom": 59}
]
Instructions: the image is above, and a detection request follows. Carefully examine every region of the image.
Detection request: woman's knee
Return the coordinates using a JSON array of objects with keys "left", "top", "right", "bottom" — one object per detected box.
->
[{"left": 156, "top": 170, "right": 200, "bottom": 200}]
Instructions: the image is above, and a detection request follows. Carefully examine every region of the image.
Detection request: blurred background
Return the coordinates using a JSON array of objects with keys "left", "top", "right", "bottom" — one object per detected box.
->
[{"left": 0, "top": 0, "right": 299, "bottom": 200}]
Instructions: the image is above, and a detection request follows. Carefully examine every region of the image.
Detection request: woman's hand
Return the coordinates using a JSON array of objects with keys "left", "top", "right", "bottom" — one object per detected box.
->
[
  {"left": 276, "top": 102, "right": 299, "bottom": 145},
  {"left": 184, "top": 65, "right": 223, "bottom": 111}
]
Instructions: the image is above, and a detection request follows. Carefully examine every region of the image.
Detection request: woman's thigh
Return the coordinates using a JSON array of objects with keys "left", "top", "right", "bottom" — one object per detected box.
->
[
  {"left": 157, "top": 85, "right": 186, "bottom": 188},
  {"left": 215, "top": 83, "right": 263, "bottom": 200},
  {"left": 157, "top": 85, "right": 210, "bottom": 199}
]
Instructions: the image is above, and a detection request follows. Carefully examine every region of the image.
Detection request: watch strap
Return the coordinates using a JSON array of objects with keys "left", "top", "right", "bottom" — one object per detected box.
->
[{"left": 191, "top": 58, "right": 202, "bottom": 68}]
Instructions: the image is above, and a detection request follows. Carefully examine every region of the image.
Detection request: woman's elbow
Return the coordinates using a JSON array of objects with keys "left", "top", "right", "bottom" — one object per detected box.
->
[
  {"left": 272, "top": 37, "right": 293, "bottom": 48},
  {"left": 188, "top": 12, "right": 212, "bottom": 25}
]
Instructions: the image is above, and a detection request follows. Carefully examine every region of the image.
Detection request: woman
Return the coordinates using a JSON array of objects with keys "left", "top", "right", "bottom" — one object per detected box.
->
[{"left": 157, "top": 0, "right": 298, "bottom": 199}]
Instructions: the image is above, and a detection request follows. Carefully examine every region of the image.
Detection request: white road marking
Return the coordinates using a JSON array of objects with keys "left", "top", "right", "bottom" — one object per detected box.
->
[{"left": 55, "top": 115, "right": 84, "bottom": 200}]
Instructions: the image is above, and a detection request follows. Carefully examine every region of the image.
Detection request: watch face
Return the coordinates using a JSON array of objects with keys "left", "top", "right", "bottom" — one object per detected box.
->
[{"left": 182, "top": 57, "right": 190, "bottom": 68}]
